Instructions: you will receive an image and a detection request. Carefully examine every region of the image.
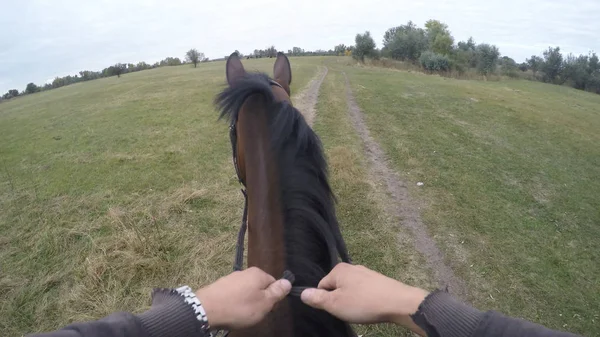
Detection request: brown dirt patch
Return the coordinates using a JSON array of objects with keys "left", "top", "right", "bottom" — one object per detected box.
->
[{"left": 292, "top": 66, "right": 328, "bottom": 126}]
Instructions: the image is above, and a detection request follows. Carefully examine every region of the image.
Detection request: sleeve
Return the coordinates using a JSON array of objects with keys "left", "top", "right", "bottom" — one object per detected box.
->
[
  {"left": 28, "top": 289, "right": 209, "bottom": 337},
  {"left": 411, "top": 290, "right": 582, "bottom": 337}
]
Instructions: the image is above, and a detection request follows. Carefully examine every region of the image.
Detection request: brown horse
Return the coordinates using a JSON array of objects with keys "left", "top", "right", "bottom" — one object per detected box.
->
[{"left": 216, "top": 52, "right": 353, "bottom": 337}]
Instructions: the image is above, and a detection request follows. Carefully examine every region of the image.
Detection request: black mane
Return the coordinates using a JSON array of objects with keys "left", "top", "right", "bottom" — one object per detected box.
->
[{"left": 216, "top": 73, "right": 352, "bottom": 337}]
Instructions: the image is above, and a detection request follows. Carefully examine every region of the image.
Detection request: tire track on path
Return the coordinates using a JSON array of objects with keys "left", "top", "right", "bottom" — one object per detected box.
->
[
  {"left": 342, "top": 72, "right": 467, "bottom": 299},
  {"left": 292, "top": 66, "right": 328, "bottom": 126}
]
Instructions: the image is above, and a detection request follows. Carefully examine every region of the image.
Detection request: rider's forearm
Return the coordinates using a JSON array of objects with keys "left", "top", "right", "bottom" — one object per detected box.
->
[
  {"left": 404, "top": 290, "right": 581, "bottom": 337},
  {"left": 29, "top": 289, "right": 207, "bottom": 337}
]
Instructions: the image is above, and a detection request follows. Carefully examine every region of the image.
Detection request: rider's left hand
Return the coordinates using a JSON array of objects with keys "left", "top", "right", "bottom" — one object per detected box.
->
[{"left": 195, "top": 267, "right": 292, "bottom": 330}]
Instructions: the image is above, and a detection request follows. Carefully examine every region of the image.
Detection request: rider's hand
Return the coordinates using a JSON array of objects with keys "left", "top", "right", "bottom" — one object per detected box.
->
[
  {"left": 300, "top": 263, "right": 428, "bottom": 332},
  {"left": 195, "top": 267, "right": 291, "bottom": 330}
]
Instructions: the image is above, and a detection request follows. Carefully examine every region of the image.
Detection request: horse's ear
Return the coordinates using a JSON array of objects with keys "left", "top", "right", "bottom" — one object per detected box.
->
[
  {"left": 226, "top": 52, "right": 246, "bottom": 86},
  {"left": 273, "top": 52, "right": 292, "bottom": 87}
]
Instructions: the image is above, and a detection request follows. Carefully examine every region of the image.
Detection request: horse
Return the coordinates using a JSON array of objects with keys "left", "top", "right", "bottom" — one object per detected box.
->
[{"left": 215, "top": 52, "right": 354, "bottom": 337}]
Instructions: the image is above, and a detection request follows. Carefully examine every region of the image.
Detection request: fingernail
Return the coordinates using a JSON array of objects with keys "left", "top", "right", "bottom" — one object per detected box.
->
[
  {"left": 300, "top": 288, "right": 315, "bottom": 302},
  {"left": 278, "top": 279, "right": 292, "bottom": 292}
]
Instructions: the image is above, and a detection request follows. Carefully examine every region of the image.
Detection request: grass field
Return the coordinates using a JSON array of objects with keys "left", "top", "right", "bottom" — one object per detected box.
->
[
  {"left": 1, "top": 56, "right": 599, "bottom": 336},
  {"left": 341, "top": 64, "right": 600, "bottom": 334}
]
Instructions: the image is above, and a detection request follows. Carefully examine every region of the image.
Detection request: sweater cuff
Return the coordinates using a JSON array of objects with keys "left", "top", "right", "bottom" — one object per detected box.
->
[
  {"left": 137, "top": 289, "right": 204, "bottom": 337},
  {"left": 411, "top": 290, "right": 483, "bottom": 337}
]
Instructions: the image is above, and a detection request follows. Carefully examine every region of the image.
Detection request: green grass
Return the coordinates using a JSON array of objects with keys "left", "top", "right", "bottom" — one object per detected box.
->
[
  {"left": 2, "top": 56, "right": 599, "bottom": 336},
  {"left": 0, "top": 58, "right": 319, "bottom": 335},
  {"left": 340, "top": 64, "right": 600, "bottom": 335},
  {"left": 312, "top": 68, "right": 434, "bottom": 336}
]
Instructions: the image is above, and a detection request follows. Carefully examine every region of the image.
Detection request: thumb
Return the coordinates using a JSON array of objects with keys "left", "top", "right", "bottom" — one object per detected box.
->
[
  {"left": 264, "top": 279, "right": 292, "bottom": 303},
  {"left": 300, "top": 288, "right": 333, "bottom": 310}
]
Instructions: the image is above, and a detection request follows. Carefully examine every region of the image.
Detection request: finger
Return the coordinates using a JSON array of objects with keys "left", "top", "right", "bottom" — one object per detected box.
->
[
  {"left": 264, "top": 279, "right": 292, "bottom": 303},
  {"left": 317, "top": 264, "right": 346, "bottom": 290},
  {"left": 300, "top": 288, "right": 334, "bottom": 310},
  {"left": 246, "top": 267, "right": 276, "bottom": 286}
]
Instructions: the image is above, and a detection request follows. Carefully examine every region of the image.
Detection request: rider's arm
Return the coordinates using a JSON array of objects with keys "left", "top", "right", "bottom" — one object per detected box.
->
[
  {"left": 29, "top": 268, "right": 291, "bottom": 337},
  {"left": 28, "top": 289, "right": 206, "bottom": 337},
  {"left": 411, "top": 290, "right": 581, "bottom": 337},
  {"left": 300, "top": 263, "right": 583, "bottom": 337}
]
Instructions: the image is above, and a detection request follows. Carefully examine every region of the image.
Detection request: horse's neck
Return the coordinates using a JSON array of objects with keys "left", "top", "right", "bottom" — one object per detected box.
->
[{"left": 233, "top": 96, "right": 293, "bottom": 337}]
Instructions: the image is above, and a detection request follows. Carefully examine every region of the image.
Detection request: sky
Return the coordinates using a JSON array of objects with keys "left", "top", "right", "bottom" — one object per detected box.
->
[{"left": 1, "top": 0, "right": 599, "bottom": 93}]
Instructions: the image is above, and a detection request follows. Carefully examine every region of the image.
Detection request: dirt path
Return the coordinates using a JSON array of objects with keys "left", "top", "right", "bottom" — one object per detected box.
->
[
  {"left": 292, "top": 66, "right": 328, "bottom": 126},
  {"left": 342, "top": 72, "right": 467, "bottom": 299}
]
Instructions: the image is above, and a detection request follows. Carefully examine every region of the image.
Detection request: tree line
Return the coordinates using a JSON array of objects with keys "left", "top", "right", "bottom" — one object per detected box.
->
[
  {"left": 347, "top": 20, "right": 599, "bottom": 95},
  {"left": 5, "top": 27, "right": 598, "bottom": 101},
  {"left": 234, "top": 46, "right": 339, "bottom": 59},
  {"left": 1, "top": 49, "right": 208, "bottom": 101}
]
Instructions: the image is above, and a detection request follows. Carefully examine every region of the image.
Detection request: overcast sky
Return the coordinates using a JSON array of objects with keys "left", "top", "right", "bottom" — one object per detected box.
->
[{"left": 1, "top": 0, "right": 599, "bottom": 93}]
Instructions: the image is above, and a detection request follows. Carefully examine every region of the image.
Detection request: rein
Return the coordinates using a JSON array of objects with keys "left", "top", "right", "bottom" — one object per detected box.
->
[{"left": 228, "top": 79, "right": 348, "bottom": 298}]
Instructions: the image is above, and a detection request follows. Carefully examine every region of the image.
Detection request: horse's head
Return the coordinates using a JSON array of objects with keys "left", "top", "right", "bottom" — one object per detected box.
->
[
  {"left": 223, "top": 52, "right": 292, "bottom": 189},
  {"left": 227, "top": 51, "right": 292, "bottom": 98},
  {"left": 216, "top": 54, "right": 353, "bottom": 337}
]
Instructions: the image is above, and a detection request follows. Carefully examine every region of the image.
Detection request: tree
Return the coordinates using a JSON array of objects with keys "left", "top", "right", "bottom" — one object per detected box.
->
[
  {"left": 518, "top": 62, "right": 529, "bottom": 72},
  {"left": 25, "top": 82, "right": 40, "bottom": 94},
  {"left": 160, "top": 57, "right": 183, "bottom": 66},
  {"left": 526, "top": 55, "right": 543, "bottom": 74},
  {"left": 186, "top": 49, "right": 203, "bottom": 68},
  {"left": 334, "top": 44, "right": 347, "bottom": 56},
  {"left": 475, "top": 44, "right": 500, "bottom": 75},
  {"left": 499, "top": 56, "right": 518, "bottom": 76},
  {"left": 541, "top": 46, "right": 563, "bottom": 83},
  {"left": 561, "top": 53, "right": 590, "bottom": 89},
  {"left": 425, "top": 20, "right": 454, "bottom": 55},
  {"left": 291, "top": 47, "right": 305, "bottom": 56},
  {"left": 588, "top": 52, "right": 599, "bottom": 74},
  {"left": 113, "top": 63, "right": 126, "bottom": 77},
  {"left": 453, "top": 37, "right": 477, "bottom": 71},
  {"left": 382, "top": 21, "right": 428, "bottom": 62},
  {"left": 419, "top": 51, "right": 450, "bottom": 72},
  {"left": 457, "top": 37, "right": 476, "bottom": 51},
  {"left": 266, "top": 46, "right": 277, "bottom": 58},
  {"left": 4, "top": 89, "right": 19, "bottom": 99},
  {"left": 136, "top": 62, "right": 150, "bottom": 71},
  {"left": 354, "top": 31, "right": 376, "bottom": 62}
]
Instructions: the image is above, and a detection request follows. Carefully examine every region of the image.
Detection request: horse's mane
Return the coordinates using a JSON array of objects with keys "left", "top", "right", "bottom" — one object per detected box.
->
[{"left": 216, "top": 73, "right": 352, "bottom": 337}]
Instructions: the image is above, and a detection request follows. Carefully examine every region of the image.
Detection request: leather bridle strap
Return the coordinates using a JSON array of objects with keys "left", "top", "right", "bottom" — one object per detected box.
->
[{"left": 233, "top": 189, "right": 248, "bottom": 272}]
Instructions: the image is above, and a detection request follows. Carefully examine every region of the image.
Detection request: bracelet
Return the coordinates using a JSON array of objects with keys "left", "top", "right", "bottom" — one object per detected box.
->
[{"left": 175, "top": 285, "right": 213, "bottom": 337}]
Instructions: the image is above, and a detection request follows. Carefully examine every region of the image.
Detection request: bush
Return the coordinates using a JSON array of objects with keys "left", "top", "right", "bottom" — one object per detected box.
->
[
  {"left": 518, "top": 63, "right": 529, "bottom": 72},
  {"left": 541, "top": 46, "right": 563, "bottom": 83},
  {"left": 25, "top": 83, "right": 40, "bottom": 94},
  {"left": 419, "top": 51, "right": 450, "bottom": 72},
  {"left": 354, "top": 31, "right": 376, "bottom": 62},
  {"left": 382, "top": 21, "right": 428, "bottom": 62},
  {"left": 586, "top": 74, "right": 600, "bottom": 94},
  {"left": 561, "top": 54, "right": 589, "bottom": 89},
  {"left": 499, "top": 56, "right": 519, "bottom": 78},
  {"left": 475, "top": 44, "right": 500, "bottom": 75}
]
